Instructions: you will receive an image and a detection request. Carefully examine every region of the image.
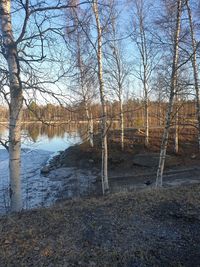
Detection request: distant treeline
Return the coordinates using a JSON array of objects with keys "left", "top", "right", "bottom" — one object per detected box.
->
[{"left": 0, "top": 99, "right": 197, "bottom": 128}]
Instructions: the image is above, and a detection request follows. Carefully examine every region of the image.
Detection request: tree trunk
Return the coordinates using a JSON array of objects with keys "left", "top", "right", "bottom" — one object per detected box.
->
[
  {"left": 144, "top": 88, "right": 149, "bottom": 147},
  {"left": 186, "top": 0, "right": 200, "bottom": 151},
  {"left": 92, "top": 0, "right": 109, "bottom": 194},
  {"left": 174, "top": 98, "right": 179, "bottom": 154},
  {"left": 75, "top": 26, "right": 94, "bottom": 148},
  {"left": 89, "top": 112, "right": 94, "bottom": 148},
  {"left": 156, "top": 0, "right": 182, "bottom": 187},
  {"left": 137, "top": 3, "right": 150, "bottom": 147},
  {"left": 85, "top": 104, "right": 94, "bottom": 147},
  {"left": 0, "top": 0, "right": 23, "bottom": 211},
  {"left": 119, "top": 96, "right": 124, "bottom": 151}
]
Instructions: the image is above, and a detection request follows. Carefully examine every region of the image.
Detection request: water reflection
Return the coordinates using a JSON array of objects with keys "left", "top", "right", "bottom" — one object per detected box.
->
[
  {"left": 22, "top": 123, "right": 82, "bottom": 140},
  {"left": 0, "top": 121, "right": 121, "bottom": 152},
  {"left": 0, "top": 123, "right": 88, "bottom": 152},
  {"left": 0, "top": 123, "right": 88, "bottom": 214},
  {"left": 26, "top": 125, "right": 40, "bottom": 142}
]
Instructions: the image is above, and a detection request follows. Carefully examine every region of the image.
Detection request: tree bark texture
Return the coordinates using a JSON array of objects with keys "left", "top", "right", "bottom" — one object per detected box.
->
[
  {"left": 186, "top": 0, "right": 200, "bottom": 151},
  {"left": 0, "top": 0, "right": 23, "bottom": 211},
  {"left": 156, "top": 0, "right": 182, "bottom": 187},
  {"left": 92, "top": 0, "right": 109, "bottom": 194}
]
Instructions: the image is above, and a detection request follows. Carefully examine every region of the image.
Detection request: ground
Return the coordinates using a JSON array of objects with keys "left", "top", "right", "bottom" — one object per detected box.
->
[
  {"left": 47, "top": 128, "right": 200, "bottom": 194},
  {"left": 0, "top": 185, "right": 200, "bottom": 266},
  {"left": 49, "top": 127, "right": 200, "bottom": 173},
  {"left": 1, "top": 127, "right": 200, "bottom": 266}
]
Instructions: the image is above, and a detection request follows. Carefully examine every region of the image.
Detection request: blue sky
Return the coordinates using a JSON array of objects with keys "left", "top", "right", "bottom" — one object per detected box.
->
[{"left": 1, "top": 0, "right": 198, "bottom": 106}]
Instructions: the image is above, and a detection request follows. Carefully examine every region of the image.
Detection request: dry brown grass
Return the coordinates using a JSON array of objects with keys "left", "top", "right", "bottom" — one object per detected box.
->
[{"left": 0, "top": 184, "right": 200, "bottom": 266}]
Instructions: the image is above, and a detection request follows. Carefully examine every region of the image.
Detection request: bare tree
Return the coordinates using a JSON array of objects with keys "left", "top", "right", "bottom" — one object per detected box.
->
[
  {"left": 0, "top": 0, "right": 89, "bottom": 211},
  {"left": 92, "top": 0, "right": 109, "bottom": 194},
  {"left": 66, "top": 3, "right": 95, "bottom": 147},
  {"left": 185, "top": 0, "right": 200, "bottom": 151},
  {"left": 156, "top": 0, "right": 182, "bottom": 187},
  {"left": 130, "top": 0, "right": 158, "bottom": 147},
  {"left": 0, "top": 0, "right": 24, "bottom": 211},
  {"left": 105, "top": 15, "right": 130, "bottom": 151}
]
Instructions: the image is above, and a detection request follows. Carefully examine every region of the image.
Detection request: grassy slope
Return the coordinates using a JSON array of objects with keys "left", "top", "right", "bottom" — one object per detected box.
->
[{"left": 0, "top": 185, "right": 200, "bottom": 267}]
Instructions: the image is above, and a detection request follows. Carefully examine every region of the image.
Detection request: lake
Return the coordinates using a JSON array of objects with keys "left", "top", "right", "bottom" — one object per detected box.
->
[
  {"left": 0, "top": 122, "right": 83, "bottom": 151},
  {"left": 0, "top": 123, "right": 86, "bottom": 214}
]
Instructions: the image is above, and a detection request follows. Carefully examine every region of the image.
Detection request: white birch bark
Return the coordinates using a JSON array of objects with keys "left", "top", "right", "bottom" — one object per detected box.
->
[
  {"left": 92, "top": 0, "right": 109, "bottom": 194},
  {"left": 0, "top": 0, "right": 23, "bottom": 211},
  {"left": 119, "top": 95, "right": 124, "bottom": 151},
  {"left": 112, "top": 51, "right": 125, "bottom": 151},
  {"left": 85, "top": 103, "right": 94, "bottom": 147},
  {"left": 108, "top": 15, "right": 126, "bottom": 151},
  {"left": 186, "top": 0, "right": 200, "bottom": 151},
  {"left": 76, "top": 32, "right": 94, "bottom": 148},
  {"left": 174, "top": 97, "right": 179, "bottom": 154},
  {"left": 144, "top": 86, "right": 149, "bottom": 147},
  {"left": 156, "top": 0, "right": 182, "bottom": 187},
  {"left": 89, "top": 111, "right": 94, "bottom": 148},
  {"left": 137, "top": 2, "right": 150, "bottom": 147}
]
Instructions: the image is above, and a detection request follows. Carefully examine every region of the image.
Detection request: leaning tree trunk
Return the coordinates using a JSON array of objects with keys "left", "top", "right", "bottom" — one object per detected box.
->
[
  {"left": 156, "top": 0, "right": 182, "bottom": 187},
  {"left": 0, "top": 0, "right": 23, "bottom": 211},
  {"left": 186, "top": 0, "right": 200, "bottom": 151},
  {"left": 92, "top": 0, "right": 109, "bottom": 194}
]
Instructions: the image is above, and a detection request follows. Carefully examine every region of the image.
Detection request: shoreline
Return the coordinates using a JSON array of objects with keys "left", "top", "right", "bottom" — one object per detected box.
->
[{"left": 46, "top": 140, "right": 200, "bottom": 196}]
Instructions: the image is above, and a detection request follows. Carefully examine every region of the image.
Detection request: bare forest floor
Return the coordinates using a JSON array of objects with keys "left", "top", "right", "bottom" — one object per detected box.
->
[
  {"left": 48, "top": 127, "right": 200, "bottom": 191},
  {"left": 0, "top": 184, "right": 200, "bottom": 266},
  {"left": 1, "top": 127, "right": 200, "bottom": 266}
]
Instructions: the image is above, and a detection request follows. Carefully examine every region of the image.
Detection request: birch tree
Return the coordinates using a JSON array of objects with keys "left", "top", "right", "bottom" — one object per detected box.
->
[
  {"left": 185, "top": 0, "right": 200, "bottom": 151},
  {"left": 130, "top": 0, "right": 158, "bottom": 147},
  {"left": 92, "top": 0, "right": 109, "bottom": 194},
  {"left": 156, "top": 0, "right": 182, "bottom": 187},
  {"left": 105, "top": 16, "right": 130, "bottom": 151},
  {"left": 66, "top": 2, "right": 95, "bottom": 147},
  {"left": 174, "top": 94, "right": 179, "bottom": 154},
  {"left": 0, "top": 0, "right": 23, "bottom": 211},
  {"left": 0, "top": 0, "right": 89, "bottom": 211}
]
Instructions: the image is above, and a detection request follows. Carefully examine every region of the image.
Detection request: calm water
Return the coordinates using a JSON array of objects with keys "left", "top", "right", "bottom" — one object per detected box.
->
[
  {"left": 0, "top": 123, "right": 83, "bottom": 151},
  {"left": 0, "top": 122, "right": 129, "bottom": 214},
  {"left": 0, "top": 123, "right": 87, "bottom": 214}
]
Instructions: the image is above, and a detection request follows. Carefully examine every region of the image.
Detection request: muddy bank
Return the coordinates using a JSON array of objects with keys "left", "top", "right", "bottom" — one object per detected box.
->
[
  {"left": 46, "top": 141, "right": 182, "bottom": 177},
  {"left": 45, "top": 140, "right": 200, "bottom": 197},
  {"left": 40, "top": 144, "right": 101, "bottom": 200},
  {"left": 0, "top": 184, "right": 200, "bottom": 266},
  {"left": 42, "top": 166, "right": 97, "bottom": 201}
]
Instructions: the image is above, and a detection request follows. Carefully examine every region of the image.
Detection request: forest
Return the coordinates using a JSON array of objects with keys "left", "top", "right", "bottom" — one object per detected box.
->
[{"left": 0, "top": 0, "right": 200, "bottom": 266}]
